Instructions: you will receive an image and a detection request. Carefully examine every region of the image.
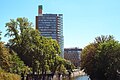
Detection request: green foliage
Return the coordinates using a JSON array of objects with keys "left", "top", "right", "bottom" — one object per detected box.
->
[
  {"left": 55, "top": 56, "right": 67, "bottom": 74},
  {"left": 5, "top": 17, "right": 38, "bottom": 67},
  {"left": 95, "top": 40, "right": 120, "bottom": 80},
  {"left": 4, "top": 17, "right": 75, "bottom": 80},
  {"left": 81, "top": 35, "right": 120, "bottom": 80},
  {"left": 94, "top": 35, "right": 114, "bottom": 43},
  {"left": 5, "top": 17, "right": 63, "bottom": 77},
  {"left": 9, "top": 50, "right": 30, "bottom": 75},
  {"left": 80, "top": 43, "right": 97, "bottom": 76},
  {"left": 55, "top": 56, "right": 74, "bottom": 74},
  {"left": 0, "top": 42, "right": 11, "bottom": 71},
  {"left": 0, "top": 41, "right": 28, "bottom": 75},
  {"left": 0, "top": 68, "right": 21, "bottom": 80},
  {"left": 64, "top": 60, "right": 75, "bottom": 73}
]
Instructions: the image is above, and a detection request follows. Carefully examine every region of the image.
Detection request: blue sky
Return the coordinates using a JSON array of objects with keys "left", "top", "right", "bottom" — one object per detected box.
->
[{"left": 0, "top": 0, "right": 120, "bottom": 48}]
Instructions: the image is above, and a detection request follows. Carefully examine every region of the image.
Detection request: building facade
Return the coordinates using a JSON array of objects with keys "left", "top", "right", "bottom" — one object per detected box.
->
[
  {"left": 36, "top": 5, "right": 64, "bottom": 57},
  {"left": 64, "top": 47, "right": 82, "bottom": 67}
]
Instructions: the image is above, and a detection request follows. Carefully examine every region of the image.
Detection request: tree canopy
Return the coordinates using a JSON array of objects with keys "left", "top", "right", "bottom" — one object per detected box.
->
[
  {"left": 81, "top": 35, "right": 120, "bottom": 80},
  {"left": 4, "top": 17, "right": 73, "bottom": 80},
  {"left": 0, "top": 41, "right": 27, "bottom": 75}
]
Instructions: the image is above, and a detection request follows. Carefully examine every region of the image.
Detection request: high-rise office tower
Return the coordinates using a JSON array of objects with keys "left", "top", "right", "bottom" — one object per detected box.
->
[{"left": 36, "top": 5, "right": 64, "bottom": 58}]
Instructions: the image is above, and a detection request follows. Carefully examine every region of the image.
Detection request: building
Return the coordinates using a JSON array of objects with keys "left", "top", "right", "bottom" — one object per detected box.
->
[
  {"left": 64, "top": 47, "right": 82, "bottom": 68},
  {"left": 36, "top": 5, "right": 64, "bottom": 58}
]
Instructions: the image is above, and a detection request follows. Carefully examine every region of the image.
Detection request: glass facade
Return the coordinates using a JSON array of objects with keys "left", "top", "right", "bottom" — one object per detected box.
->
[
  {"left": 37, "top": 14, "right": 57, "bottom": 39},
  {"left": 36, "top": 14, "right": 64, "bottom": 58}
]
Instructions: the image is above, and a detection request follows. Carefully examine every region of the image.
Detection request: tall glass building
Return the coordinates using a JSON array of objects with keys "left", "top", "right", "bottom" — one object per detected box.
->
[{"left": 36, "top": 5, "right": 64, "bottom": 58}]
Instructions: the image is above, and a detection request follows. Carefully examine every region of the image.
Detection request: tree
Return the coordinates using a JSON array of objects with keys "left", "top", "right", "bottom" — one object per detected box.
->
[
  {"left": 0, "top": 42, "right": 11, "bottom": 71},
  {"left": 9, "top": 50, "right": 30, "bottom": 75},
  {"left": 5, "top": 17, "right": 35, "bottom": 65},
  {"left": 80, "top": 43, "right": 97, "bottom": 79},
  {"left": 0, "top": 41, "right": 27, "bottom": 75},
  {"left": 0, "top": 68, "right": 21, "bottom": 80},
  {"left": 5, "top": 17, "right": 63, "bottom": 79},
  {"left": 5, "top": 18, "right": 41, "bottom": 76},
  {"left": 81, "top": 35, "right": 120, "bottom": 80},
  {"left": 94, "top": 35, "right": 114, "bottom": 43},
  {"left": 5, "top": 17, "right": 75, "bottom": 80}
]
